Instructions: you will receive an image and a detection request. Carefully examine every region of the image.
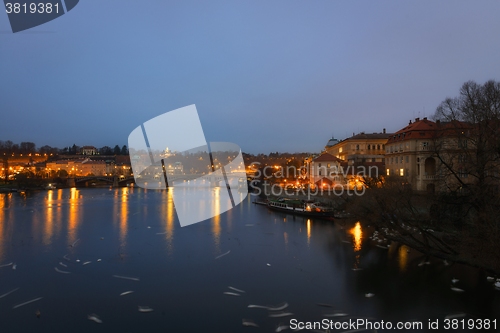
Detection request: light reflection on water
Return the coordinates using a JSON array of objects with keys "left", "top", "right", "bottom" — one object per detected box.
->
[
  {"left": 348, "top": 221, "right": 363, "bottom": 270},
  {"left": 67, "top": 187, "right": 81, "bottom": 247},
  {"left": 399, "top": 244, "right": 409, "bottom": 272},
  {"left": 163, "top": 189, "right": 175, "bottom": 255},
  {"left": 211, "top": 187, "right": 221, "bottom": 252},
  {"left": 0, "top": 189, "right": 498, "bottom": 333},
  {"left": 349, "top": 221, "right": 363, "bottom": 252}
]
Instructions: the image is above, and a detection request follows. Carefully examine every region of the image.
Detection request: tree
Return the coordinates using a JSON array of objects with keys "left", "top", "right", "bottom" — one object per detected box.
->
[
  {"left": 113, "top": 145, "right": 121, "bottom": 155},
  {"left": 99, "top": 146, "right": 113, "bottom": 155},
  {"left": 433, "top": 80, "right": 500, "bottom": 225},
  {"left": 121, "top": 145, "right": 128, "bottom": 155},
  {"left": 20, "top": 142, "right": 36, "bottom": 154},
  {"left": 70, "top": 144, "right": 79, "bottom": 155}
]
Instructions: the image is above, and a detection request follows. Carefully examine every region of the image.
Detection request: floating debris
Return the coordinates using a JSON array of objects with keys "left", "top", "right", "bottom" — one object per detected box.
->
[
  {"left": 376, "top": 245, "right": 388, "bottom": 249},
  {"left": 443, "top": 260, "right": 451, "bottom": 266},
  {"left": 323, "top": 312, "right": 348, "bottom": 317},
  {"left": 113, "top": 275, "right": 140, "bottom": 281},
  {"left": 156, "top": 232, "right": 167, "bottom": 235},
  {"left": 451, "top": 287, "right": 465, "bottom": 293},
  {"left": 268, "top": 303, "right": 289, "bottom": 311},
  {"left": 494, "top": 281, "right": 500, "bottom": 289},
  {"left": 82, "top": 261, "right": 91, "bottom": 265},
  {"left": 13, "top": 297, "right": 43, "bottom": 309},
  {"left": 352, "top": 268, "right": 363, "bottom": 271},
  {"left": 120, "top": 291, "right": 134, "bottom": 296},
  {"left": 54, "top": 267, "right": 70, "bottom": 274},
  {"left": 97, "top": 259, "right": 102, "bottom": 262},
  {"left": 63, "top": 254, "right": 71, "bottom": 261},
  {"left": 75, "top": 259, "right": 80, "bottom": 263},
  {"left": 276, "top": 324, "right": 289, "bottom": 332},
  {"left": 486, "top": 276, "right": 495, "bottom": 282},
  {"left": 451, "top": 278, "right": 459, "bottom": 284},
  {"left": 248, "top": 304, "right": 270, "bottom": 309},
  {"left": 0, "top": 288, "right": 19, "bottom": 299},
  {"left": 269, "top": 312, "right": 294, "bottom": 318},
  {"left": 215, "top": 250, "right": 231, "bottom": 260},
  {"left": 59, "top": 262, "right": 68, "bottom": 268},
  {"left": 242, "top": 319, "right": 259, "bottom": 327},
  {"left": 445, "top": 313, "right": 466, "bottom": 319},
  {"left": 267, "top": 263, "right": 271, "bottom": 266},
  {"left": 138, "top": 306, "right": 153, "bottom": 312},
  {"left": 88, "top": 314, "right": 102, "bottom": 323},
  {"left": 228, "top": 286, "right": 245, "bottom": 293},
  {"left": 365, "top": 293, "right": 375, "bottom": 298},
  {"left": 12, "top": 263, "right": 17, "bottom": 270},
  {"left": 70, "top": 239, "right": 80, "bottom": 247},
  {"left": 0, "top": 262, "right": 13, "bottom": 268},
  {"left": 223, "top": 292, "right": 240, "bottom": 296}
]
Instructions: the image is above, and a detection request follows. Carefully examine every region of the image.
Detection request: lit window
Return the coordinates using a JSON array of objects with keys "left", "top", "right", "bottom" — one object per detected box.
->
[
  {"left": 400, "top": 169, "right": 404, "bottom": 176},
  {"left": 386, "top": 169, "right": 390, "bottom": 176}
]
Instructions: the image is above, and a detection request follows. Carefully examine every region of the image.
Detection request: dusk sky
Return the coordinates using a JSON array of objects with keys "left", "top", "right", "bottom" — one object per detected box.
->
[{"left": 1, "top": 1, "right": 500, "bottom": 154}]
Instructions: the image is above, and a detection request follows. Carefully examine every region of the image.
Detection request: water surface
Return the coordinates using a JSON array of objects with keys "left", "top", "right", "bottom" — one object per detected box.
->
[{"left": 0, "top": 188, "right": 498, "bottom": 332}]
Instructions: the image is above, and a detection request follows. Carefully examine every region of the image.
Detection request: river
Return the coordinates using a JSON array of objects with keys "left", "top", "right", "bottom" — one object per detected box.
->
[{"left": 0, "top": 188, "right": 498, "bottom": 332}]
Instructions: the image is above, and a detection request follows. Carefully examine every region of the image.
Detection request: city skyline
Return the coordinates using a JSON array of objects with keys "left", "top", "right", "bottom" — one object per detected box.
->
[{"left": 2, "top": 1, "right": 500, "bottom": 154}]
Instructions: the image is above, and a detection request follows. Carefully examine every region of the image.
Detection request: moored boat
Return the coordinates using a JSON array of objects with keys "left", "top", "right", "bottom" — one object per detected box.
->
[{"left": 265, "top": 197, "right": 335, "bottom": 220}]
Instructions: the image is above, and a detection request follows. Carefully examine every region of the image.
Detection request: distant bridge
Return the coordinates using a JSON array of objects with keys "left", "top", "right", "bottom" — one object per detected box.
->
[{"left": 68, "top": 176, "right": 134, "bottom": 187}]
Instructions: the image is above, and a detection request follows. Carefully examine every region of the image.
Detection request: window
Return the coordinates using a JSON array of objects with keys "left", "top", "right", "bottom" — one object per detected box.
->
[
  {"left": 400, "top": 168, "right": 404, "bottom": 176},
  {"left": 367, "top": 145, "right": 370, "bottom": 150},
  {"left": 339, "top": 147, "right": 343, "bottom": 153},
  {"left": 377, "top": 144, "right": 380, "bottom": 150},
  {"left": 386, "top": 169, "right": 390, "bottom": 176},
  {"left": 401, "top": 156, "right": 403, "bottom": 163},
  {"left": 405, "top": 156, "right": 409, "bottom": 163},
  {"left": 422, "top": 142, "right": 429, "bottom": 150},
  {"left": 327, "top": 163, "right": 330, "bottom": 168},
  {"left": 356, "top": 144, "right": 360, "bottom": 150}
]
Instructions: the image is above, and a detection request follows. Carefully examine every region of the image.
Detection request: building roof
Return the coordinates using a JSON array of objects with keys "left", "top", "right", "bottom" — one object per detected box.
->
[
  {"left": 313, "top": 153, "right": 342, "bottom": 163},
  {"left": 349, "top": 132, "right": 393, "bottom": 140},
  {"left": 387, "top": 117, "right": 439, "bottom": 143},
  {"left": 83, "top": 159, "right": 105, "bottom": 164},
  {"left": 326, "top": 137, "right": 339, "bottom": 147}
]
